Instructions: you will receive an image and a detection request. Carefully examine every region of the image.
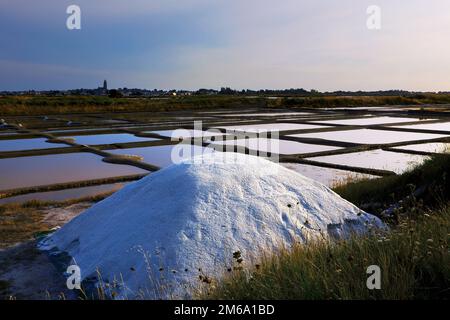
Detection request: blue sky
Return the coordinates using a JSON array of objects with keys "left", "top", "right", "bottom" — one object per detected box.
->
[{"left": 1, "top": 0, "right": 450, "bottom": 91}]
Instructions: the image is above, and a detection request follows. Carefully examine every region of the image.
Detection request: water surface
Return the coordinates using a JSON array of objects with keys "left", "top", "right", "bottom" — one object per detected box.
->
[
  {"left": 62, "top": 133, "right": 157, "bottom": 145},
  {"left": 307, "top": 149, "right": 429, "bottom": 174},
  {"left": 290, "top": 129, "right": 448, "bottom": 144},
  {"left": 0, "top": 153, "right": 147, "bottom": 190},
  {"left": 311, "top": 116, "right": 427, "bottom": 126},
  {"left": 281, "top": 163, "right": 376, "bottom": 187},
  {"left": 392, "top": 142, "right": 450, "bottom": 153},
  {"left": 109, "top": 145, "right": 215, "bottom": 168},
  {"left": 210, "top": 137, "right": 341, "bottom": 155},
  {"left": 222, "top": 112, "right": 312, "bottom": 117},
  {"left": 391, "top": 122, "right": 450, "bottom": 132},
  {"left": 217, "top": 123, "right": 326, "bottom": 132},
  {"left": 0, "top": 182, "right": 129, "bottom": 204},
  {"left": 0, "top": 138, "right": 66, "bottom": 152},
  {"left": 148, "top": 129, "right": 227, "bottom": 139}
]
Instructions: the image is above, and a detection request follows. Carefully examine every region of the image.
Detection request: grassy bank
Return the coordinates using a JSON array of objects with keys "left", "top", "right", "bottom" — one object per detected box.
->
[
  {"left": 2, "top": 94, "right": 450, "bottom": 116},
  {"left": 0, "top": 193, "right": 110, "bottom": 248},
  {"left": 207, "top": 205, "right": 449, "bottom": 299},
  {"left": 0, "top": 95, "right": 266, "bottom": 116},
  {"left": 207, "top": 155, "right": 450, "bottom": 300},
  {"left": 266, "top": 94, "right": 450, "bottom": 109},
  {"left": 334, "top": 154, "right": 450, "bottom": 218}
]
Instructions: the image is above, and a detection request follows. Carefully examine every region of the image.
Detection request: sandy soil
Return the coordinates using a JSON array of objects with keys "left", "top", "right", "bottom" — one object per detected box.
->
[
  {"left": 42, "top": 202, "right": 92, "bottom": 228},
  {"left": 0, "top": 202, "right": 93, "bottom": 299}
]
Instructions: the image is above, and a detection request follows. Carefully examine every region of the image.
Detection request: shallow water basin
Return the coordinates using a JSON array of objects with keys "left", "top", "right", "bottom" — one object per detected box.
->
[
  {"left": 0, "top": 153, "right": 147, "bottom": 191},
  {"left": 209, "top": 137, "right": 340, "bottom": 155},
  {"left": 0, "top": 182, "right": 130, "bottom": 205},
  {"left": 392, "top": 142, "right": 450, "bottom": 153},
  {"left": 306, "top": 149, "right": 429, "bottom": 174},
  {"left": 62, "top": 133, "right": 157, "bottom": 145},
  {"left": 217, "top": 123, "right": 326, "bottom": 133},
  {"left": 391, "top": 122, "right": 450, "bottom": 132},
  {"left": 290, "top": 129, "right": 447, "bottom": 145},
  {"left": 311, "top": 116, "right": 427, "bottom": 126},
  {"left": 281, "top": 163, "right": 376, "bottom": 187},
  {"left": 0, "top": 138, "right": 66, "bottom": 152},
  {"left": 109, "top": 145, "right": 215, "bottom": 168}
]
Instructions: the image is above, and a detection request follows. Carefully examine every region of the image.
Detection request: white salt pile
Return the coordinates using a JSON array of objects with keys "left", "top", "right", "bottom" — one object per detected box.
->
[{"left": 39, "top": 152, "right": 384, "bottom": 299}]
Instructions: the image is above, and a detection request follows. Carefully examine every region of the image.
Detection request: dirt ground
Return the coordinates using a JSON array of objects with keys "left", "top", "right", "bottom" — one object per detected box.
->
[{"left": 0, "top": 202, "right": 92, "bottom": 299}]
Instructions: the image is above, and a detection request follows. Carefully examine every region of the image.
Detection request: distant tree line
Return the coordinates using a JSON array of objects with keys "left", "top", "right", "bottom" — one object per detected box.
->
[
  {"left": 198, "top": 87, "right": 450, "bottom": 97},
  {"left": 2, "top": 87, "right": 450, "bottom": 98}
]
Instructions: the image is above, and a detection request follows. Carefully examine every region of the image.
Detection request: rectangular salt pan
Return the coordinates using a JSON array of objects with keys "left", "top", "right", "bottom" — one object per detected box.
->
[
  {"left": 62, "top": 133, "right": 158, "bottom": 145},
  {"left": 0, "top": 153, "right": 147, "bottom": 191},
  {"left": 307, "top": 149, "right": 429, "bottom": 174},
  {"left": 290, "top": 129, "right": 448, "bottom": 145},
  {"left": 281, "top": 163, "right": 376, "bottom": 187},
  {"left": 393, "top": 142, "right": 450, "bottom": 153},
  {"left": 147, "top": 129, "right": 227, "bottom": 139},
  {"left": 217, "top": 123, "right": 326, "bottom": 132},
  {"left": 221, "top": 112, "right": 312, "bottom": 117},
  {"left": 210, "top": 138, "right": 340, "bottom": 155},
  {"left": 0, "top": 138, "right": 66, "bottom": 152},
  {"left": 311, "top": 116, "right": 427, "bottom": 126},
  {"left": 0, "top": 183, "right": 128, "bottom": 205},
  {"left": 109, "top": 145, "right": 215, "bottom": 168},
  {"left": 391, "top": 122, "right": 450, "bottom": 132}
]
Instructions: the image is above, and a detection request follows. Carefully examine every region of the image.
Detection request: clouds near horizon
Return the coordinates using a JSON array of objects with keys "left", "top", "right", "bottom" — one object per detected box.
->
[{"left": 1, "top": 0, "right": 450, "bottom": 91}]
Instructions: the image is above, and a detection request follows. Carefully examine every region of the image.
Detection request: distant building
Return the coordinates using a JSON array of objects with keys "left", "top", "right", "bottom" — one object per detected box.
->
[{"left": 94, "top": 80, "right": 108, "bottom": 96}]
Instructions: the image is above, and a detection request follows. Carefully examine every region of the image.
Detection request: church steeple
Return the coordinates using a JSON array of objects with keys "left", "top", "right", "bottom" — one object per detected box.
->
[{"left": 103, "top": 80, "right": 108, "bottom": 90}]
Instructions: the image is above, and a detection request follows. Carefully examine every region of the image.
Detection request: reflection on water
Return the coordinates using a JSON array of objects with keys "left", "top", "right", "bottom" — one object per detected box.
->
[
  {"left": 222, "top": 112, "right": 312, "bottom": 117},
  {"left": 148, "top": 129, "right": 227, "bottom": 139},
  {"left": 198, "top": 110, "right": 259, "bottom": 115},
  {"left": 210, "top": 137, "right": 341, "bottom": 155},
  {"left": 62, "top": 133, "right": 158, "bottom": 145},
  {"left": 98, "top": 119, "right": 128, "bottom": 124},
  {"left": 45, "top": 128, "right": 109, "bottom": 134},
  {"left": 0, "top": 182, "right": 129, "bottom": 205},
  {"left": 2, "top": 116, "right": 448, "bottom": 202},
  {"left": 291, "top": 129, "right": 448, "bottom": 144},
  {"left": 0, "top": 153, "right": 147, "bottom": 190},
  {"left": 281, "top": 163, "right": 376, "bottom": 187},
  {"left": 109, "top": 145, "right": 215, "bottom": 168},
  {"left": 308, "top": 149, "right": 429, "bottom": 174},
  {"left": 312, "top": 116, "right": 426, "bottom": 126},
  {"left": 217, "top": 123, "right": 326, "bottom": 132},
  {"left": 393, "top": 142, "right": 450, "bottom": 153},
  {"left": 0, "top": 138, "right": 66, "bottom": 152},
  {"left": 392, "top": 122, "right": 450, "bottom": 132}
]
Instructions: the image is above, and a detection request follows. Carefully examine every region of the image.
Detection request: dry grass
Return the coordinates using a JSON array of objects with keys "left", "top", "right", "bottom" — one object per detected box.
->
[
  {"left": 206, "top": 206, "right": 450, "bottom": 300},
  {"left": 0, "top": 204, "right": 48, "bottom": 248},
  {"left": 0, "top": 280, "right": 11, "bottom": 297},
  {"left": 207, "top": 155, "right": 450, "bottom": 300},
  {"left": 0, "top": 95, "right": 266, "bottom": 116},
  {"left": 0, "top": 192, "right": 111, "bottom": 248},
  {"left": 2, "top": 94, "right": 450, "bottom": 117},
  {"left": 334, "top": 154, "right": 450, "bottom": 215}
]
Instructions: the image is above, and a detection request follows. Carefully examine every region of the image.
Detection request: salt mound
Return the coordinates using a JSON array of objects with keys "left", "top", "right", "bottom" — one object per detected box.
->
[{"left": 40, "top": 153, "right": 383, "bottom": 299}]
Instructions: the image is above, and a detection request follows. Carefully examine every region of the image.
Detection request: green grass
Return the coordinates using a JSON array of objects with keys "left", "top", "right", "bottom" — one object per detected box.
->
[
  {"left": 206, "top": 206, "right": 450, "bottom": 300},
  {"left": 0, "top": 280, "right": 11, "bottom": 297},
  {"left": 207, "top": 155, "right": 450, "bottom": 300},
  {"left": 0, "top": 203, "right": 48, "bottom": 248},
  {"left": 334, "top": 154, "right": 450, "bottom": 216},
  {"left": 2, "top": 94, "right": 450, "bottom": 116},
  {"left": 266, "top": 94, "right": 450, "bottom": 109},
  {"left": 0, "top": 192, "right": 111, "bottom": 248},
  {"left": 0, "top": 95, "right": 266, "bottom": 116}
]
